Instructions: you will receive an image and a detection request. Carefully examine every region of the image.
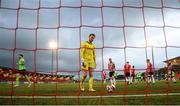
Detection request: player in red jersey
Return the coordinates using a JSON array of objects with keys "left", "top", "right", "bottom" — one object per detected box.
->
[
  {"left": 146, "top": 59, "right": 155, "bottom": 84},
  {"left": 0, "top": 68, "right": 3, "bottom": 82},
  {"left": 131, "top": 65, "right": 136, "bottom": 84},
  {"left": 102, "top": 70, "right": 106, "bottom": 83},
  {"left": 124, "top": 61, "right": 131, "bottom": 84},
  {"left": 108, "top": 58, "right": 116, "bottom": 86},
  {"left": 166, "top": 62, "right": 176, "bottom": 83}
]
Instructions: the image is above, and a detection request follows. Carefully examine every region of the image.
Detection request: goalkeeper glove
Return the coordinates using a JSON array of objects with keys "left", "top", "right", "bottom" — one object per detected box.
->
[{"left": 81, "top": 58, "right": 86, "bottom": 67}]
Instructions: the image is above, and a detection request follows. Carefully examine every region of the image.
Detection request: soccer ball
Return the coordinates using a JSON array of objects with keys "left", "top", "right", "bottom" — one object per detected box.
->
[
  {"left": 106, "top": 84, "right": 115, "bottom": 92},
  {"left": 106, "top": 85, "right": 112, "bottom": 92}
]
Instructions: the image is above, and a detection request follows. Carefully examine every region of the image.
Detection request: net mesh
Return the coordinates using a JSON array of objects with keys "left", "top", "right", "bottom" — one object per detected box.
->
[{"left": 0, "top": 0, "right": 180, "bottom": 105}]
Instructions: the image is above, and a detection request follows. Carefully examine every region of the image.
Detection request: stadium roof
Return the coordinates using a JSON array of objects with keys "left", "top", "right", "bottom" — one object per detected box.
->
[{"left": 163, "top": 56, "right": 180, "bottom": 63}]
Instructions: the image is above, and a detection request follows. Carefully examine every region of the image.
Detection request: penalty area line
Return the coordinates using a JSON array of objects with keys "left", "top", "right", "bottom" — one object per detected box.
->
[{"left": 0, "top": 93, "right": 180, "bottom": 99}]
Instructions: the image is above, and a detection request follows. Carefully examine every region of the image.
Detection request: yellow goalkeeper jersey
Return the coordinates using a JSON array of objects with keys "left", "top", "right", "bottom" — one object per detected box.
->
[{"left": 80, "top": 41, "right": 96, "bottom": 62}]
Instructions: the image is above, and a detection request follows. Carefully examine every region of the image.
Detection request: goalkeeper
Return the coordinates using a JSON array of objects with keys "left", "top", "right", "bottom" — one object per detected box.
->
[{"left": 80, "top": 34, "right": 96, "bottom": 92}]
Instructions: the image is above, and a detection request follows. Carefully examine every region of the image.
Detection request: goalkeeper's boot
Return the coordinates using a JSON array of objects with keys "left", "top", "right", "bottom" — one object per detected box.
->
[
  {"left": 88, "top": 88, "right": 95, "bottom": 92},
  {"left": 80, "top": 87, "right": 85, "bottom": 91}
]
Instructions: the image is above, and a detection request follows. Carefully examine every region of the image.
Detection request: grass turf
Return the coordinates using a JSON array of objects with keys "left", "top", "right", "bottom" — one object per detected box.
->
[{"left": 0, "top": 80, "right": 179, "bottom": 105}]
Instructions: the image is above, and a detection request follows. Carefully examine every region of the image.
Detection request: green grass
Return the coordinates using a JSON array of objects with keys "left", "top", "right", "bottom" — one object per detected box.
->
[{"left": 0, "top": 80, "right": 179, "bottom": 105}]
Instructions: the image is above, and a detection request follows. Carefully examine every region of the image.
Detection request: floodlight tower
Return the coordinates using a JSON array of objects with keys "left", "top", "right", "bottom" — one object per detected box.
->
[
  {"left": 49, "top": 41, "right": 57, "bottom": 75},
  {"left": 148, "top": 40, "right": 157, "bottom": 79}
]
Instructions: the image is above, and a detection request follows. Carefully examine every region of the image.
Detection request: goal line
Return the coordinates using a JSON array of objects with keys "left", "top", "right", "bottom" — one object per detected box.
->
[{"left": 0, "top": 93, "right": 179, "bottom": 99}]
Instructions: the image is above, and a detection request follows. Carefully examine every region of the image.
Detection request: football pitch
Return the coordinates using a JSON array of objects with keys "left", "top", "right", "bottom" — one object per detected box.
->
[{"left": 0, "top": 80, "right": 179, "bottom": 105}]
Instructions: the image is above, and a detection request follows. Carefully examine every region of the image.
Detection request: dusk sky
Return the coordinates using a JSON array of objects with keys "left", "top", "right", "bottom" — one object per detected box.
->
[{"left": 0, "top": 0, "right": 180, "bottom": 79}]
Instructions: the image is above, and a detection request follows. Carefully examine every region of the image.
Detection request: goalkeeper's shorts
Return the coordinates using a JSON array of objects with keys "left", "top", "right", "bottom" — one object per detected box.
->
[{"left": 81, "top": 60, "right": 95, "bottom": 71}]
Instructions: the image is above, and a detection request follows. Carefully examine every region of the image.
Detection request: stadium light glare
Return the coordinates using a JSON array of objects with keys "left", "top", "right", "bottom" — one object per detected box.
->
[
  {"left": 49, "top": 41, "right": 57, "bottom": 49},
  {"left": 148, "top": 39, "right": 157, "bottom": 47}
]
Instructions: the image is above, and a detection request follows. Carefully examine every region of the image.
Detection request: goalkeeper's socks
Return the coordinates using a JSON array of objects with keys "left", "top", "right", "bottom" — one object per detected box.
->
[
  {"left": 81, "top": 75, "right": 86, "bottom": 84},
  {"left": 80, "top": 76, "right": 86, "bottom": 90},
  {"left": 89, "top": 77, "right": 93, "bottom": 89},
  {"left": 89, "top": 77, "right": 95, "bottom": 92}
]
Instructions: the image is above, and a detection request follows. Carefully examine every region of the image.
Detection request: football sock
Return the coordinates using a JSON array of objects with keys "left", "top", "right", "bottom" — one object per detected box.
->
[{"left": 89, "top": 77, "right": 93, "bottom": 89}]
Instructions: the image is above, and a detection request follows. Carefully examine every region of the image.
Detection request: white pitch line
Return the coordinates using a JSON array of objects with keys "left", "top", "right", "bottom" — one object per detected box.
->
[{"left": 0, "top": 93, "right": 180, "bottom": 99}]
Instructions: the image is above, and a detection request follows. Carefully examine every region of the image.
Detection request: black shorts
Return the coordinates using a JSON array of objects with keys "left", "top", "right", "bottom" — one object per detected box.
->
[
  {"left": 125, "top": 72, "right": 130, "bottom": 77},
  {"left": 168, "top": 75, "right": 174, "bottom": 78},
  {"left": 169, "top": 73, "right": 172, "bottom": 76},
  {"left": 109, "top": 71, "right": 115, "bottom": 77},
  {"left": 148, "top": 72, "right": 154, "bottom": 75},
  {"left": 18, "top": 69, "right": 26, "bottom": 75},
  {"left": 132, "top": 74, "right": 135, "bottom": 77},
  {"left": 20, "top": 69, "right": 26, "bottom": 71}
]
